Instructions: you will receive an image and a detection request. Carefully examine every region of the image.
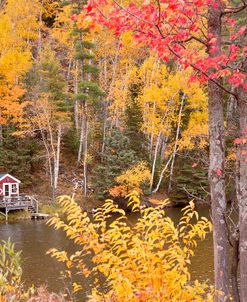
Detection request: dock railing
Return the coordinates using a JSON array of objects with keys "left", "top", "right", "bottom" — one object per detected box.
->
[{"left": 0, "top": 195, "right": 38, "bottom": 213}]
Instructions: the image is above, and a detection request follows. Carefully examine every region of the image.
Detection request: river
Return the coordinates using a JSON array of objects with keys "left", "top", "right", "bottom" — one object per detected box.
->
[{"left": 0, "top": 206, "right": 214, "bottom": 299}]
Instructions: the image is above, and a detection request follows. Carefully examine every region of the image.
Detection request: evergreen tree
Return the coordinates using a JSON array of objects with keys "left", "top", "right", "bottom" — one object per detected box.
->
[
  {"left": 125, "top": 81, "right": 147, "bottom": 158},
  {"left": 93, "top": 128, "right": 137, "bottom": 199},
  {"left": 0, "top": 127, "right": 40, "bottom": 186},
  {"left": 169, "top": 155, "right": 208, "bottom": 205},
  {"left": 70, "top": 0, "right": 104, "bottom": 197}
]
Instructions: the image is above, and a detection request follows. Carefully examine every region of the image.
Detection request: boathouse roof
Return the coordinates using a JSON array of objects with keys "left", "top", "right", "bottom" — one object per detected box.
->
[{"left": 0, "top": 173, "right": 21, "bottom": 183}]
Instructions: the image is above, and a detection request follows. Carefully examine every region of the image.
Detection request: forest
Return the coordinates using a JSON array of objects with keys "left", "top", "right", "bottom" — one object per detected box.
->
[{"left": 0, "top": 0, "right": 246, "bottom": 301}]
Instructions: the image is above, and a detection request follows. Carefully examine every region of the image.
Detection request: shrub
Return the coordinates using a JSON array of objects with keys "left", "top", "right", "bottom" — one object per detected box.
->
[
  {"left": 0, "top": 239, "right": 30, "bottom": 301},
  {"left": 48, "top": 194, "right": 213, "bottom": 301}
]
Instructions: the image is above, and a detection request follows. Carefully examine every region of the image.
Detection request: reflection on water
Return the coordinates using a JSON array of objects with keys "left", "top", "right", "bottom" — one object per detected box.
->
[
  {"left": 0, "top": 206, "right": 214, "bottom": 296},
  {"left": 0, "top": 220, "right": 71, "bottom": 292}
]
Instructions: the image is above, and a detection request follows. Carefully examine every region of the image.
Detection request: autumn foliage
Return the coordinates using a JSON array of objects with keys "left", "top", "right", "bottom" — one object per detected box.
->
[
  {"left": 48, "top": 194, "right": 213, "bottom": 301},
  {"left": 84, "top": 0, "right": 246, "bottom": 91}
]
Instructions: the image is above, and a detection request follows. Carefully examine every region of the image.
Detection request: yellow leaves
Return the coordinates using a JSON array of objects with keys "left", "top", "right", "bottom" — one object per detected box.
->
[
  {"left": 72, "top": 282, "right": 82, "bottom": 293},
  {"left": 48, "top": 195, "right": 213, "bottom": 301},
  {"left": 115, "top": 161, "right": 151, "bottom": 191},
  {"left": 0, "top": 0, "right": 40, "bottom": 128}
]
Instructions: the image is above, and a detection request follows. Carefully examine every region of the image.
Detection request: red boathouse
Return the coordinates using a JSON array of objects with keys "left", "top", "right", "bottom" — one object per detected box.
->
[{"left": 0, "top": 173, "right": 20, "bottom": 197}]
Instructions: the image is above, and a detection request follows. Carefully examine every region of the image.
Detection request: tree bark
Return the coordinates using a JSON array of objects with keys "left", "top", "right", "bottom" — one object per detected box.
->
[
  {"left": 208, "top": 2, "right": 230, "bottom": 300},
  {"left": 53, "top": 124, "right": 62, "bottom": 195},
  {"left": 231, "top": 228, "right": 240, "bottom": 302},
  {"left": 83, "top": 116, "right": 88, "bottom": 198},
  {"left": 237, "top": 39, "right": 247, "bottom": 300},
  {"left": 149, "top": 131, "right": 161, "bottom": 193},
  {"left": 168, "top": 94, "right": 184, "bottom": 193},
  {"left": 226, "top": 88, "right": 237, "bottom": 132},
  {"left": 77, "top": 117, "right": 84, "bottom": 166},
  {"left": 152, "top": 154, "right": 173, "bottom": 194}
]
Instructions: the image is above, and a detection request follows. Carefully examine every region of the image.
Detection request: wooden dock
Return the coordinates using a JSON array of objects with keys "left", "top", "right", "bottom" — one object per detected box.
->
[
  {"left": 31, "top": 213, "right": 49, "bottom": 219},
  {"left": 0, "top": 195, "right": 38, "bottom": 221}
]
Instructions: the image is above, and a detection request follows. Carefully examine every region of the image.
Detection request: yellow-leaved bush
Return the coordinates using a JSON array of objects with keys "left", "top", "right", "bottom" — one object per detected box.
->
[
  {"left": 48, "top": 194, "right": 213, "bottom": 302},
  {"left": 109, "top": 162, "right": 151, "bottom": 197}
]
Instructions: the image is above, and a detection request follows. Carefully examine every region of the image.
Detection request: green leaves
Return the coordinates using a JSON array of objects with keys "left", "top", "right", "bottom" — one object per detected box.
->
[{"left": 0, "top": 239, "right": 27, "bottom": 301}]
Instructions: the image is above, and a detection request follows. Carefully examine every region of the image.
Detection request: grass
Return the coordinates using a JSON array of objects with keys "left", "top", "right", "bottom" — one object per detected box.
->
[
  {"left": 39, "top": 203, "right": 63, "bottom": 215},
  {"left": 0, "top": 202, "right": 62, "bottom": 223},
  {"left": 0, "top": 210, "right": 31, "bottom": 222}
]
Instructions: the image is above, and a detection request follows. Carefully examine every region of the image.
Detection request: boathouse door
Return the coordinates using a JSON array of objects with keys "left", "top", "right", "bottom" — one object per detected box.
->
[{"left": 3, "top": 184, "right": 11, "bottom": 197}]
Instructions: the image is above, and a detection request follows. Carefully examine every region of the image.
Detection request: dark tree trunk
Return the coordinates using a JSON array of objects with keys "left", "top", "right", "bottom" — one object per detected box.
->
[
  {"left": 208, "top": 2, "right": 230, "bottom": 301},
  {"left": 237, "top": 36, "right": 247, "bottom": 300},
  {"left": 231, "top": 227, "right": 240, "bottom": 302}
]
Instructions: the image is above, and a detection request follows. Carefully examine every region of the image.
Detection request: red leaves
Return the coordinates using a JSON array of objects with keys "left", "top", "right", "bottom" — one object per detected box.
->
[
  {"left": 84, "top": 0, "right": 246, "bottom": 89},
  {"left": 228, "top": 44, "right": 239, "bottom": 61},
  {"left": 234, "top": 136, "right": 247, "bottom": 145},
  {"left": 71, "top": 14, "right": 77, "bottom": 21},
  {"left": 229, "top": 71, "right": 246, "bottom": 88},
  {"left": 234, "top": 138, "right": 242, "bottom": 145},
  {"left": 228, "top": 19, "right": 235, "bottom": 26}
]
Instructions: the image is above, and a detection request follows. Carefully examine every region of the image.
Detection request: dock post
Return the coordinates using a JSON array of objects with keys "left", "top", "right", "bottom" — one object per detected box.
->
[{"left": 5, "top": 208, "right": 8, "bottom": 222}]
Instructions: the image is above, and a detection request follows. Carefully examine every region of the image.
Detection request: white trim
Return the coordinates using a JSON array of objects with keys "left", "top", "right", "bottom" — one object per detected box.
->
[
  {"left": 2, "top": 182, "right": 19, "bottom": 196},
  {"left": 0, "top": 174, "right": 21, "bottom": 183},
  {"left": 11, "top": 183, "right": 19, "bottom": 195},
  {"left": 3, "top": 183, "right": 11, "bottom": 197}
]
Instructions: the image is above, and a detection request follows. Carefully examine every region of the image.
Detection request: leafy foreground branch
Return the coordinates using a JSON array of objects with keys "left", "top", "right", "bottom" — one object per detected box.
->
[
  {"left": 0, "top": 239, "right": 28, "bottom": 301},
  {"left": 0, "top": 240, "right": 67, "bottom": 302},
  {"left": 48, "top": 194, "right": 214, "bottom": 301}
]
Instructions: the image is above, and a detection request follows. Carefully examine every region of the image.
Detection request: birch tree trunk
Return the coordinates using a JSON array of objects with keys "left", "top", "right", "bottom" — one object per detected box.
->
[
  {"left": 83, "top": 116, "right": 88, "bottom": 197},
  {"left": 77, "top": 118, "right": 84, "bottom": 166},
  {"left": 208, "top": 2, "right": 229, "bottom": 300},
  {"left": 152, "top": 155, "right": 173, "bottom": 193},
  {"left": 53, "top": 124, "right": 62, "bottom": 194},
  {"left": 101, "top": 104, "right": 107, "bottom": 155},
  {"left": 74, "top": 61, "right": 79, "bottom": 132},
  {"left": 168, "top": 95, "right": 184, "bottom": 193},
  {"left": 149, "top": 132, "right": 161, "bottom": 193}
]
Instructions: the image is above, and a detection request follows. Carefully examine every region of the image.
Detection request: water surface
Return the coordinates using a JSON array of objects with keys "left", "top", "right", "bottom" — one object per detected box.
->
[{"left": 0, "top": 206, "right": 214, "bottom": 298}]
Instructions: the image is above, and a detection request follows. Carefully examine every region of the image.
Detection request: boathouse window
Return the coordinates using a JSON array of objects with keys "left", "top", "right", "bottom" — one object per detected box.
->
[{"left": 12, "top": 184, "right": 17, "bottom": 194}]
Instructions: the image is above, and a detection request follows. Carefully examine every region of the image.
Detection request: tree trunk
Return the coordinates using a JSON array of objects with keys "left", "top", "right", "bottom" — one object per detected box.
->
[
  {"left": 208, "top": 2, "right": 230, "bottom": 301},
  {"left": 149, "top": 131, "right": 161, "bottom": 193},
  {"left": 77, "top": 118, "right": 84, "bottom": 166},
  {"left": 53, "top": 124, "right": 62, "bottom": 195},
  {"left": 226, "top": 88, "right": 237, "bottom": 132},
  {"left": 231, "top": 228, "right": 240, "bottom": 302},
  {"left": 101, "top": 102, "right": 107, "bottom": 155},
  {"left": 74, "top": 61, "right": 79, "bottom": 132},
  {"left": 38, "top": 0, "right": 43, "bottom": 54},
  {"left": 168, "top": 94, "right": 184, "bottom": 193},
  {"left": 152, "top": 154, "right": 173, "bottom": 194},
  {"left": 83, "top": 117, "right": 88, "bottom": 198},
  {"left": 237, "top": 43, "right": 247, "bottom": 301}
]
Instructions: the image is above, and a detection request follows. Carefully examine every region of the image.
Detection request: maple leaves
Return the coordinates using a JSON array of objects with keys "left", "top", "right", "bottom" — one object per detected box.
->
[{"left": 84, "top": 0, "right": 247, "bottom": 91}]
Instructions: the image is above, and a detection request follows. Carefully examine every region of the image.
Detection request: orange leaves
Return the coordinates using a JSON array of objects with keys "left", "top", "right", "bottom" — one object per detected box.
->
[{"left": 0, "top": 0, "right": 40, "bottom": 130}]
